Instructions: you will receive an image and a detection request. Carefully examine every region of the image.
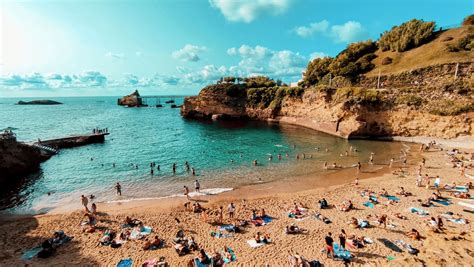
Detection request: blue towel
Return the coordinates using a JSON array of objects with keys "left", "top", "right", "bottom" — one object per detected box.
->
[
  {"left": 194, "top": 258, "right": 213, "bottom": 267},
  {"left": 432, "top": 199, "right": 451, "bottom": 206},
  {"left": 382, "top": 195, "right": 400, "bottom": 201},
  {"left": 358, "top": 220, "right": 369, "bottom": 228},
  {"left": 261, "top": 215, "right": 273, "bottom": 223},
  {"left": 333, "top": 243, "right": 351, "bottom": 260},
  {"left": 409, "top": 207, "right": 428, "bottom": 215},
  {"left": 455, "top": 187, "right": 469, "bottom": 193},
  {"left": 363, "top": 202, "right": 374, "bottom": 208},
  {"left": 21, "top": 246, "right": 42, "bottom": 261},
  {"left": 223, "top": 248, "right": 237, "bottom": 263},
  {"left": 117, "top": 258, "right": 132, "bottom": 267}
]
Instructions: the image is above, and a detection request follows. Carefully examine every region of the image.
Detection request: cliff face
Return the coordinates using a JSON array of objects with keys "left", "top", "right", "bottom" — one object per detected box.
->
[
  {"left": 118, "top": 90, "right": 144, "bottom": 107},
  {"left": 181, "top": 64, "right": 474, "bottom": 139}
]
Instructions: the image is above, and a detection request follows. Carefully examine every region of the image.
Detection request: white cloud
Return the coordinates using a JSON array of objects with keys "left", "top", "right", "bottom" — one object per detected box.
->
[
  {"left": 293, "top": 20, "right": 367, "bottom": 43},
  {"left": 172, "top": 44, "right": 207, "bottom": 62},
  {"left": 105, "top": 52, "right": 125, "bottom": 59},
  {"left": 331, "top": 21, "right": 367, "bottom": 43},
  {"left": 294, "top": 20, "right": 329, "bottom": 38},
  {"left": 209, "top": 0, "right": 292, "bottom": 23},
  {"left": 309, "top": 52, "right": 328, "bottom": 60}
]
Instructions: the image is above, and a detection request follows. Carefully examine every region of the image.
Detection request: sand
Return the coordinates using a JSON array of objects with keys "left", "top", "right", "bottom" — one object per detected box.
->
[{"left": 0, "top": 145, "right": 473, "bottom": 266}]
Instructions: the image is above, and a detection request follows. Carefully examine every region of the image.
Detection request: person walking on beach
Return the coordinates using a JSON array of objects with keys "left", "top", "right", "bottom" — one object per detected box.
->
[
  {"left": 357, "top": 162, "right": 361, "bottom": 174},
  {"left": 218, "top": 206, "right": 224, "bottom": 224},
  {"left": 325, "top": 232, "right": 334, "bottom": 258},
  {"left": 81, "top": 195, "right": 89, "bottom": 212},
  {"left": 369, "top": 153, "right": 374, "bottom": 165},
  {"left": 194, "top": 180, "right": 200, "bottom": 193},
  {"left": 228, "top": 203, "right": 235, "bottom": 219},
  {"left": 389, "top": 158, "right": 394, "bottom": 168},
  {"left": 184, "top": 186, "right": 190, "bottom": 200},
  {"left": 339, "top": 229, "right": 347, "bottom": 249},
  {"left": 115, "top": 182, "right": 122, "bottom": 196}
]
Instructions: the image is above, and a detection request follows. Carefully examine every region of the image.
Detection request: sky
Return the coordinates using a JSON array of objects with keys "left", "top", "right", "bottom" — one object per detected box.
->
[{"left": 0, "top": 0, "right": 472, "bottom": 97}]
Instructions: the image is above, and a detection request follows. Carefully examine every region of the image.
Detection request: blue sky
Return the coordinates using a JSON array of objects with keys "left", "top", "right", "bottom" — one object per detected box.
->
[{"left": 0, "top": 0, "right": 472, "bottom": 97}]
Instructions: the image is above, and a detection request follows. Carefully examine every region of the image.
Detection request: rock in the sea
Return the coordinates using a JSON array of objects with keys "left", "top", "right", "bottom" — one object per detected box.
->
[
  {"left": 17, "top": 100, "right": 63, "bottom": 105},
  {"left": 118, "top": 90, "right": 144, "bottom": 107}
]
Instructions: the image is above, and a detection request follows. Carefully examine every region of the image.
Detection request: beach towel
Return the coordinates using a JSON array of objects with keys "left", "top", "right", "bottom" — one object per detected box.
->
[
  {"left": 218, "top": 224, "right": 237, "bottom": 232},
  {"left": 142, "top": 258, "right": 157, "bottom": 267},
  {"left": 363, "top": 202, "right": 375, "bottom": 208},
  {"left": 251, "top": 215, "right": 273, "bottom": 226},
  {"left": 363, "top": 237, "right": 373, "bottom": 244},
  {"left": 130, "top": 226, "right": 152, "bottom": 239},
  {"left": 378, "top": 238, "right": 403, "bottom": 253},
  {"left": 358, "top": 220, "right": 369, "bottom": 228},
  {"left": 246, "top": 239, "right": 270, "bottom": 248},
  {"left": 409, "top": 207, "right": 428, "bottom": 216},
  {"left": 394, "top": 240, "right": 419, "bottom": 255},
  {"left": 194, "top": 258, "right": 213, "bottom": 267},
  {"left": 210, "top": 231, "right": 233, "bottom": 238},
  {"left": 458, "top": 202, "right": 474, "bottom": 209},
  {"left": 432, "top": 199, "right": 451, "bottom": 206},
  {"left": 333, "top": 243, "right": 351, "bottom": 260},
  {"left": 465, "top": 174, "right": 474, "bottom": 180},
  {"left": 455, "top": 186, "right": 469, "bottom": 193},
  {"left": 21, "top": 246, "right": 42, "bottom": 261},
  {"left": 288, "top": 209, "right": 309, "bottom": 221},
  {"left": 223, "top": 247, "right": 237, "bottom": 263},
  {"left": 369, "top": 196, "right": 378, "bottom": 203},
  {"left": 117, "top": 258, "right": 132, "bottom": 267},
  {"left": 382, "top": 195, "right": 400, "bottom": 201}
]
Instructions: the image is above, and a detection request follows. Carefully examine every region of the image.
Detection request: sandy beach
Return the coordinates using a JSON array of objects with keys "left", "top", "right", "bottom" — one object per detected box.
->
[{"left": 1, "top": 144, "right": 473, "bottom": 266}]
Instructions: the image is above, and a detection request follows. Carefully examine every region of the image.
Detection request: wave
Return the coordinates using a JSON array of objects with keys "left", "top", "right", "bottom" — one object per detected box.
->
[{"left": 104, "top": 187, "right": 233, "bottom": 204}]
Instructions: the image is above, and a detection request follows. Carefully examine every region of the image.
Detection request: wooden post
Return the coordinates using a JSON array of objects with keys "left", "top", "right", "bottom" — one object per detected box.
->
[{"left": 454, "top": 62, "right": 459, "bottom": 79}]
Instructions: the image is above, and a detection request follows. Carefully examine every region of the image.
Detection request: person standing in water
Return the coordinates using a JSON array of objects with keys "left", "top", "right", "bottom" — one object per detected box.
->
[
  {"left": 268, "top": 154, "right": 273, "bottom": 161},
  {"left": 192, "top": 168, "right": 196, "bottom": 176},
  {"left": 194, "top": 180, "right": 200, "bottom": 193},
  {"left": 81, "top": 195, "right": 89, "bottom": 212},
  {"left": 185, "top": 161, "right": 190, "bottom": 172},
  {"left": 278, "top": 153, "right": 282, "bottom": 160},
  {"left": 115, "top": 182, "right": 122, "bottom": 196},
  {"left": 172, "top": 163, "right": 177, "bottom": 174},
  {"left": 253, "top": 160, "right": 258, "bottom": 166},
  {"left": 369, "top": 153, "right": 374, "bottom": 165}
]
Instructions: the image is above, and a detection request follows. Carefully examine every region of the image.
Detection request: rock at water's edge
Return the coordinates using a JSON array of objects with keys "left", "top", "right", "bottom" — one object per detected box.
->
[
  {"left": 17, "top": 100, "right": 63, "bottom": 105},
  {"left": 117, "top": 90, "right": 144, "bottom": 107}
]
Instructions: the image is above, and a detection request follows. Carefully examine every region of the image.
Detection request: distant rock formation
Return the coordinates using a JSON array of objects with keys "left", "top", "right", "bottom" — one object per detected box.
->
[
  {"left": 117, "top": 90, "right": 145, "bottom": 107},
  {"left": 17, "top": 100, "right": 63, "bottom": 105}
]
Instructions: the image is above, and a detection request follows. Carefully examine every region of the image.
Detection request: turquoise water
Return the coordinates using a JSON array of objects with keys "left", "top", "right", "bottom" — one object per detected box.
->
[{"left": 0, "top": 96, "right": 407, "bottom": 214}]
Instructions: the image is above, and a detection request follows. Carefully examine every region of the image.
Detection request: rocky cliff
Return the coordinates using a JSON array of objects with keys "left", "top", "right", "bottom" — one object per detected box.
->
[
  {"left": 181, "top": 63, "right": 474, "bottom": 139},
  {"left": 118, "top": 90, "right": 144, "bottom": 107}
]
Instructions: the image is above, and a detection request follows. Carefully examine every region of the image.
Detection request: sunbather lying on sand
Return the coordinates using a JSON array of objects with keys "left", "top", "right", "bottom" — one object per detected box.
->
[
  {"left": 285, "top": 224, "right": 308, "bottom": 235},
  {"left": 346, "top": 234, "right": 367, "bottom": 249},
  {"left": 288, "top": 254, "right": 312, "bottom": 267},
  {"left": 99, "top": 229, "right": 116, "bottom": 246},
  {"left": 450, "top": 192, "right": 471, "bottom": 199},
  {"left": 406, "top": 228, "right": 421, "bottom": 240},
  {"left": 338, "top": 200, "right": 353, "bottom": 212},
  {"left": 314, "top": 212, "right": 331, "bottom": 224},
  {"left": 124, "top": 216, "right": 142, "bottom": 227},
  {"left": 396, "top": 187, "right": 412, "bottom": 196},
  {"left": 378, "top": 189, "right": 389, "bottom": 196},
  {"left": 394, "top": 213, "right": 407, "bottom": 220}
]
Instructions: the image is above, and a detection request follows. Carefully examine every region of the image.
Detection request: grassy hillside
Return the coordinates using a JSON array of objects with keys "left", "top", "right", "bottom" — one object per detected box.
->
[{"left": 366, "top": 26, "right": 474, "bottom": 76}]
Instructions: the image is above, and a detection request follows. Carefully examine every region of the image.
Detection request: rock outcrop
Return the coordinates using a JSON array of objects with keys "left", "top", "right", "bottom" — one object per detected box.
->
[
  {"left": 117, "top": 90, "right": 144, "bottom": 107},
  {"left": 181, "top": 63, "right": 474, "bottom": 139},
  {"left": 17, "top": 100, "right": 63, "bottom": 105}
]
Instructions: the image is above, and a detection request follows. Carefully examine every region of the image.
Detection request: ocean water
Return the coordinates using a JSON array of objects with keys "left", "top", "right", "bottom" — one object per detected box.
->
[{"left": 0, "top": 96, "right": 409, "bottom": 214}]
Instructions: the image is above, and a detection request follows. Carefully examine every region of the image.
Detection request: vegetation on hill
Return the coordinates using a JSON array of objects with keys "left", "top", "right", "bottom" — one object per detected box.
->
[{"left": 378, "top": 19, "right": 435, "bottom": 52}]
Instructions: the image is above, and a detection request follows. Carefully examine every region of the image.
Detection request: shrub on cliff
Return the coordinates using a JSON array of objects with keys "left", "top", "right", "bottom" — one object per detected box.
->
[
  {"left": 329, "top": 41, "right": 377, "bottom": 80},
  {"left": 335, "top": 87, "right": 382, "bottom": 105},
  {"left": 462, "top": 14, "right": 474, "bottom": 26},
  {"left": 303, "top": 57, "right": 333, "bottom": 86},
  {"left": 429, "top": 100, "right": 474, "bottom": 116},
  {"left": 245, "top": 76, "right": 277, "bottom": 88},
  {"left": 379, "top": 19, "right": 435, "bottom": 52},
  {"left": 395, "top": 94, "right": 423, "bottom": 107},
  {"left": 247, "top": 87, "right": 277, "bottom": 108}
]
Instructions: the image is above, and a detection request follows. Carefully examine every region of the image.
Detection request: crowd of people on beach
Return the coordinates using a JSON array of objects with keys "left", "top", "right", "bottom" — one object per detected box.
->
[{"left": 28, "top": 140, "right": 474, "bottom": 266}]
